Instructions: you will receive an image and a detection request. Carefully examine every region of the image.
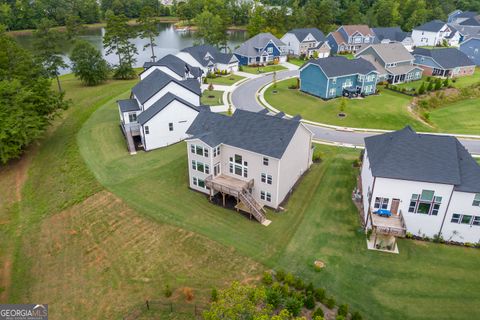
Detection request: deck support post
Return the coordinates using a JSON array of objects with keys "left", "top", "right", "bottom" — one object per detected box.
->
[{"left": 222, "top": 192, "right": 226, "bottom": 207}]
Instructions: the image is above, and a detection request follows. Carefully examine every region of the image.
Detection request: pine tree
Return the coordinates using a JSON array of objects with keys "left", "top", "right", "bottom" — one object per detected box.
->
[{"left": 137, "top": 6, "right": 160, "bottom": 62}]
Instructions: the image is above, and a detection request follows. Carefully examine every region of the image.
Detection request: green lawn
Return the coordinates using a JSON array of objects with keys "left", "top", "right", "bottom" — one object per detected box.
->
[
  {"left": 201, "top": 90, "right": 224, "bottom": 105},
  {"left": 288, "top": 58, "right": 308, "bottom": 67},
  {"left": 241, "top": 64, "right": 287, "bottom": 74},
  {"left": 265, "top": 78, "right": 431, "bottom": 131},
  {"left": 394, "top": 68, "right": 480, "bottom": 91},
  {"left": 206, "top": 74, "right": 245, "bottom": 86},
  {"left": 335, "top": 53, "right": 355, "bottom": 59},
  {"left": 78, "top": 95, "right": 480, "bottom": 320},
  {"left": 429, "top": 98, "right": 480, "bottom": 134}
]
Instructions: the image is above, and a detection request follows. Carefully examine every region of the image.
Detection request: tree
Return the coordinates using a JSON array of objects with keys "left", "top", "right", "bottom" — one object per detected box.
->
[
  {"left": 418, "top": 82, "right": 426, "bottom": 95},
  {"left": 195, "top": 10, "right": 227, "bottom": 48},
  {"left": 137, "top": 6, "right": 160, "bottom": 62},
  {"left": 427, "top": 80, "right": 434, "bottom": 91},
  {"left": 434, "top": 78, "right": 442, "bottom": 90},
  {"left": 65, "top": 14, "right": 86, "bottom": 40},
  {"left": 103, "top": 12, "right": 138, "bottom": 79},
  {"left": 371, "top": 0, "right": 401, "bottom": 27},
  {"left": 0, "top": 30, "right": 68, "bottom": 164},
  {"left": 247, "top": 5, "right": 267, "bottom": 38},
  {"left": 33, "top": 19, "right": 68, "bottom": 92},
  {"left": 70, "top": 40, "right": 110, "bottom": 86}
]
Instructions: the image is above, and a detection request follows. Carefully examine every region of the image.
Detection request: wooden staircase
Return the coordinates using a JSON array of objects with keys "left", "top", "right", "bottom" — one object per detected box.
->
[{"left": 238, "top": 191, "right": 270, "bottom": 226}]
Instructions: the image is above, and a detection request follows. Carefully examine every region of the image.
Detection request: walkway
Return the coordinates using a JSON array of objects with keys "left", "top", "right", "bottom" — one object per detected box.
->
[{"left": 230, "top": 69, "right": 480, "bottom": 155}]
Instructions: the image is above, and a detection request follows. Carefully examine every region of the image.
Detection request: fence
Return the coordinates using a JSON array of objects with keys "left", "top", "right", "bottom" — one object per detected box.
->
[{"left": 123, "top": 300, "right": 206, "bottom": 320}]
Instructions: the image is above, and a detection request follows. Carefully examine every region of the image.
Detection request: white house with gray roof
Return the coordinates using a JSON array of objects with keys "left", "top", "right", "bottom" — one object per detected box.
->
[
  {"left": 360, "top": 127, "right": 480, "bottom": 249},
  {"left": 281, "top": 28, "right": 330, "bottom": 57},
  {"left": 177, "top": 45, "right": 239, "bottom": 74},
  {"left": 117, "top": 69, "right": 202, "bottom": 153},
  {"left": 412, "top": 20, "right": 461, "bottom": 47},
  {"left": 140, "top": 54, "right": 203, "bottom": 81},
  {"left": 185, "top": 109, "right": 313, "bottom": 225},
  {"left": 372, "top": 27, "right": 414, "bottom": 51}
]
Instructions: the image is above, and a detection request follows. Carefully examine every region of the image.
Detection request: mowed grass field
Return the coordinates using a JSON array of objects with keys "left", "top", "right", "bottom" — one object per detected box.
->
[
  {"left": 77, "top": 94, "right": 480, "bottom": 320},
  {"left": 5, "top": 74, "right": 262, "bottom": 319},
  {"left": 241, "top": 64, "right": 287, "bottom": 74},
  {"left": 265, "top": 78, "right": 431, "bottom": 131},
  {"left": 207, "top": 73, "right": 245, "bottom": 86},
  {"left": 429, "top": 98, "right": 480, "bottom": 134},
  {"left": 200, "top": 90, "right": 224, "bottom": 105}
]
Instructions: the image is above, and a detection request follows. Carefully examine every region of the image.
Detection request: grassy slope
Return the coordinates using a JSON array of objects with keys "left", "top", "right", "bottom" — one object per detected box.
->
[
  {"left": 429, "top": 98, "right": 480, "bottom": 134},
  {"left": 395, "top": 70, "right": 480, "bottom": 91},
  {"left": 207, "top": 74, "right": 245, "bottom": 86},
  {"left": 241, "top": 65, "right": 287, "bottom": 74},
  {"left": 78, "top": 96, "right": 480, "bottom": 320},
  {"left": 201, "top": 90, "right": 224, "bottom": 105},
  {"left": 265, "top": 78, "right": 431, "bottom": 131}
]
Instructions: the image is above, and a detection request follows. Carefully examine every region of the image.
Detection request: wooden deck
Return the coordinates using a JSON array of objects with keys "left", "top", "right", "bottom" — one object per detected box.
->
[
  {"left": 205, "top": 174, "right": 254, "bottom": 197},
  {"left": 371, "top": 212, "right": 406, "bottom": 237}
]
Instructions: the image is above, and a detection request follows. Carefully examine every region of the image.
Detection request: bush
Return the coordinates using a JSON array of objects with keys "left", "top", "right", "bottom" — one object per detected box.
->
[
  {"left": 284, "top": 273, "right": 296, "bottom": 286},
  {"left": 312, "top": 151, "right": 323, "bottom": 163},
  {"left": 351, "top": 311, "right": 363, "bottom": 320},
  {"left": 422, "top": 111, "right": 430, "bottom": 121},
  {"left": 352, "top": 159, "right": 360, "bottom": 167},
  {"left": 338, "top": 304, "right": 349, "bottom": 316},
  {"left": 275, "top": 269, "right": 286, "bottom": 282},
  {"left": 266, "top": 287, "right": 283, "bottom": 308},
  {"left": 285, "top": 296, "right": 303, "bottom": 316},
  {"left": 325, "top": 297, "right": 336, "bottom": 309},
  {"left": 239, "top": 65, "right": 243, "bottom": 71},
  {"left": 304, "top": 293, "right": 316, "bottom": 309},
  {"left": 336, "top": 316, "right": 346, "bottom": 320},
  {"left": 208, "top": 83, "right": 214, "bottom": 91},
  {"left": 313, "top": 307, "right": 324, "bottom": 318},
  {"left": 211, "top": 288, "right": 218, "bottom": 301},
  {"left": 262, "top": 271, "right": 273, "bottom": 285},
  {"left": 435, "top": 78, "right": 442, "bottom": 90},
  {"left": 294, "top": 277, "right": 305, "bottom": 290},
  {"left": 418, "top": 82, "right": 426, "bottom": 95},
  {"left": 164, "top": 284, "right": 172, "bottom": 298},
  {"left": 427, "top": 81, "right": 434, "bottom": 91},
  {"left": 314, "top": 288, "right": 326, "bottom": 302},
  {"left": 203, "top": 77, "right": 208, "bottom": 84},
  {"left": 305, "top": 282, "right": 314, "bottom": 294}
]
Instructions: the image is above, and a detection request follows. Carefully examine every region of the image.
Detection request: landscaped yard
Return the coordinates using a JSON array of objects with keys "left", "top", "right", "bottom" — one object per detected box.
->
[
  {"left": 287, "top": 57, "right": 308, "bottom": 67},
  {"left": 264, "top": 78, "right": 431, "bottom": 131},
  {"left": 76, "top": 94, "right": 480, "bottom": 320},
  {"left": 429, "top": 98, "right": 480, "bottom": 134},
  {"left": 395, "top": 68, "right": 480, "bottom": 91},
  {"left": 241, "top": 64, "right": 287, "bottom": 74},
  {"left": 201, "top": 90, "right": 224, "bottom": 105},
  {"left": 206, "top": 73, "right": 245, "bottom": 86}
]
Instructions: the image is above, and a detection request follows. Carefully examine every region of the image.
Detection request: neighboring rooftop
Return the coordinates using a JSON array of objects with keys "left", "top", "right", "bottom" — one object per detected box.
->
[
  {"left": 365, "top": 126, "right": 480, "bottom": 192},
  {"left": 357, "top": 43, "right": 414, "bottom": 64},
  {"left": 303, "top": 56, "right": 377, "bottom": 77},
  {"left": 118, "top": 99, "right": 140, "bottom": 113},
  {"left": 413, "top": 47, "right": 474, "bottom": 68},
  {"left": 341, "top": 25, "right": 374, "bottom": 36},
  {"left": 186, "top": 109, "right": 304, "bottom": 159},
  {"left": 414, "top": 20, "right": 447, "bottom": 32},
  {"left": 287, "top": 28, "right": 326, "bottom": 42},
  {"left": 372, "top": 27, "right": 410, "bottom": 42},
  {"left": 142, "top": 54, "right": 202, "bottom": 78},
  {"left": 132, "top": 69, "right": 201, "bottom": 104},
  {"left": 181, "top": 45, "right": 238, "bottom": 66},
  {"left": 137, "top": 92, "right": 200, "bottom": 125},
  {"left": 235, "top": 33, "right": 286, "bottom": 57}
]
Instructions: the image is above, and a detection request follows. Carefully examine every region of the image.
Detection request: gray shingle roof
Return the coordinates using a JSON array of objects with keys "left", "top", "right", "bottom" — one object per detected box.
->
[
  {"left": 303, "top": 56, "right": 377, "bottom": 77},
  {"left": 357, "top": 43, "right": 414, "bottom": 64},
  {"left": 137, "top": 93, "right": 199, "bottom": 125},
  {"left": 181, "top": 45, "right": 238, "bottom": 67},
  {"left": 234, "top": 33, "right": 286, "bottom": 57},
  {"left": 132, "top": 69, "right": 201, "bottom": 104},
  {"left": 186, "top": 109, "right": 304, "bottom": 159},
  {"left": 415, "top": 20, "right": 447, "bottom": 32},
  {"left": 287, "top": 28, "right": 326, "bottom": 42},
  {"left": 412, "top": 47, "right": 474, "bottom": 68},
  {"left": 459, "top": 16, "right": 480, "bottom": 26},
  {"left": 372, "top": 27, "right": 409, "bottom": 42},
  {"left": 142, "top": 54, "right": 202, "bottom": 78},
  {"left": 365, "top": 127, "right": 480, "bottom": 192},
  {"left": 118, "top": 99, "right": 140, "bottom": 112}
]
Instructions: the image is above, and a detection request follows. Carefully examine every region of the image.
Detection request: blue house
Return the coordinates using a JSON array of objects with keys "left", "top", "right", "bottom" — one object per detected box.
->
[
  {"left": 299, "top": 56, "right": 379, "bottom": 99},
  {"left": 326, "top": 25, "right": 375, "bottom": 53},
  {"left": 460, "top": 37, "right": 480, "bottom": 65},
  {"left": 234, "top": 33, "right": 287, "bottom": 66}
]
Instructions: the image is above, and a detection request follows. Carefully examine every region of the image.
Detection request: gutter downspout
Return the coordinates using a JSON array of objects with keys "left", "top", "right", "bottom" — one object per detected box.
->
[
  {"left": 365, "top": 176, "right": 376, "bottom": 229},
  {"left": 438, "top": 187, "right": 456, "bottom": 238}
]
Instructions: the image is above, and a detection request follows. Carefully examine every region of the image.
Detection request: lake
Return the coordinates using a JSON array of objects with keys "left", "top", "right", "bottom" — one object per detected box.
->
[{"left": 13, "top": 23, "right": 248, "bottom": 74}]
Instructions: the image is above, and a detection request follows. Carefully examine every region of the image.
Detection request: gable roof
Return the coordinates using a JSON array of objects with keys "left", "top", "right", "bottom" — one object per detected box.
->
[
  {"left": 287, "top": 28, "right": 326, "bottom": 42},
  {"left": 372, "top": 27, "right": 409, "bottom": 42},
  {"left": 234, "top": 33, "right": 286, "bottom": 57},
  {"left": 341, "top": 25, "right": 374, "bottom": 37},
  {"left": 142, "top": 54, "right": 202, "bottom": 78},
  {"left": 186, "top": 109, "right": 304, "bottom": 159},
  {"left": 414, "top": 20, "right": 447, "bottom": 32},
  {"left": 412, "top": 47, "right": 474, "bottom": 68},
  {"left": 137, "top": 92, "right": 199, "bottom": 125},
  {"left": 303, "top": 56, "right": 377, "bottom": 77},
  {"left": 365, "top": 127, "right": 480, "bottom": 192},
  {"left": 356, "top": 43, "right": 414, "bottom": 64},
  {"left": 132, "top": 69, "right": 201, "bottom": 104},
  {"left": 459, "top": 16, "right": 480, "bottom": 26},
  {"left": 329, "top": 31, "right": 347, "bottom": 44},
  {"left": 118, "top": 99, "right": 140, "bottom": 113},
  {"left": 181, "top": 45, "right": 238, "bottom": 67}
]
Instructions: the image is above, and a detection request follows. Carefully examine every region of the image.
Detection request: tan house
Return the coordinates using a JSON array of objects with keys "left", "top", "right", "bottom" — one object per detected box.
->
[
  {"left": 185, "top": 109, "right": 313, "bottom": 225},
  {"left": 281, "top": 28, "right": 331, "bottom": 58}
]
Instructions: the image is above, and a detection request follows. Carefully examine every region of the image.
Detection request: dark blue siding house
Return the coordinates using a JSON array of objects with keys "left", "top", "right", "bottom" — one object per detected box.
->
[
  {"left": 460, "top": 37, "right": 480, "bottom": 65},
  {"left": 234, "top": 33, "right": 287, "bottom": 66},
  {"left": 300, "top": 56, "right": 379, "bottom": 99}
]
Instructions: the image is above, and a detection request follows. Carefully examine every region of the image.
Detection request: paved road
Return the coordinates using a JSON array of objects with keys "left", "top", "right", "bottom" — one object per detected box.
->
[{"left": 231, "top": 70, "right": 480, "bottom": 155}]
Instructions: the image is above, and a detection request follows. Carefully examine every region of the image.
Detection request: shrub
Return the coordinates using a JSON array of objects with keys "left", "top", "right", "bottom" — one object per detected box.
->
[
  {"left": 435, "top": 78, "right": 442, "bottom": 90},
  {"left": 366, "top": 228, "right": 372, "bottom": 240},
  {"left": 304, "top": 293, "right": 316, "bottom": 309},
  {"left": 305, "top": 282, "right": 314, "bottom": 294},
  {"left": 337, "top": 304, "right": 349, "bottom": 316},
  {"left": 203, "top": 77, "right": 208, "bottom": 84},
  {"left": 266, "top": 287, "right": 283, "bottom": 308},
  {"left": 284, "top": 273, "right": 296, "bottom": 286},
  {"left": 239, "top": 65, "right": 243, "bottom": 71},
  {"left": 211, "top": 288, "right": 218, "bottom": 301},
  {"left": 352, "top": 159, "right": 360, "bottom": 167},
  {"left": 164, "top": 284, "right": 172, "bottom": 298},
  {"left": 325, "top": 297, "right": 336, "bottom": 309},
  {"left": 336, "top": 316, "right": 346, "bottom": 320},
  {"left": 418, "top": 82, "right": 426, "bottom": 95},
  {"left": 275, "top": 269, "right": 286, "bottom": 282},
  {"left": 294, "top": 277, "right": 305, "bottom": 290},
  {"left": 443, "top": 77, "right": 449, "bottom": 87},
  {"left": 351, "top": 311, "right": 363, "bottom": 320},
  {"left": 426, "top": 76, "right": 431, "bottom": 82},
  {"left": 312, "top": 151, "right": 322, "bottom": 163},
  {"left": 208, "top": 83, "right": 214, "bottom": 91},
  {"left": 427, "top": 81, "right": 434, "bottom": 91},
  {"left": 314, "top": 288, "right": 326, "bottom": 302},
  {"left": 285, "top": 296, "right": 303, "bottom": 316},
  {"left": 262, "top": 271, "right": 273, "bottom": 285},
  {"left": 313, "top": 307, "right": 324, "bottom": 318},
  {"left": 422, "top": 111, "right": 430, "bottom": 121}
]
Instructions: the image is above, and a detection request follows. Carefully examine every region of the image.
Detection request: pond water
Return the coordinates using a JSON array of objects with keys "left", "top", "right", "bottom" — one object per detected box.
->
[{"left": 14, "top": 23, "right": 248, "bottom": 74}]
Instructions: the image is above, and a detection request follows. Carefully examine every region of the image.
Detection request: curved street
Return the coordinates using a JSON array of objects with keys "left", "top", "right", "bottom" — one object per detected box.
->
[{"left": 231, "top": 70, "right": 480, "bottom": 155}]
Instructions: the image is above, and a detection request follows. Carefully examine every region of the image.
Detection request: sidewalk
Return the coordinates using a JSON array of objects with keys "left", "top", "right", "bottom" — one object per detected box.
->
[{"left": 280, "top": 61, "right": 300, "bottom": 71}]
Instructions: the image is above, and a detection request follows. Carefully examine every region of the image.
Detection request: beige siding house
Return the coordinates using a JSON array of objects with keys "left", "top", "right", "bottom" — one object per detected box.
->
[{"left": 186, "top": 110, "right": 313, "bottom": 225}]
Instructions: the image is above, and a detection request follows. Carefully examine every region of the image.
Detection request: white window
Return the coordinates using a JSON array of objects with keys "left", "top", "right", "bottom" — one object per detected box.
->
[
  {"left": 260, "top": 191, "right": 271, "bottom": 202},
  {"left": 332, "top": 78, "right": 337, "bottom": 84},
  {"left": 145, "top": 126, "right": 149, "bottom": 134},
  {"left": 473, "top": 194, "right": 480, "bottom": 206},
  {"left": 451, "top": 213, "right": 460, "bottom": 223},
  {"left": 263, "top": 157, "right": 269, "bottom": 166},
  {"left": 473, "top": 216, "right": 480, "bottom": 226},
  {"left": 267, "top": 175, "right": 272, "bottom": 185},
  {"left": 169, "top": 122, "right": 174, "bottom": 131},
  {"left": 329, "top": 88, "right": 336, "bottom": 96},
  {"left": 343, "top": 79, "right": 353, "bottom": 88},
  {"left": 129, "top": 113, "right": 137, "bottom": 122},
  {"left": 193, "top": 177, "right": 198, "bottom": 186},
  {"left": 374, "top": 197, "right": 389, "bottom": 210},
  {"left": 267, "top": 47, "right": 273, "bottom": 54},
  {"left": 409, "top": 190, "right": 442, "bottom": 215},
  {"left": 261, "top": 173, "right": 272, "bottom": 184},
  {"left": 213, "top": 146, "right": 221, "bottom": 157},
  {"left": 229, "top": 154, "right": 248, "bottom": 178},
  {"left": 191, "top": 160, "right": 197, "bottom": 170},
  {"left": 190, "top": 145, "right": 195, "bottom": 153}
]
